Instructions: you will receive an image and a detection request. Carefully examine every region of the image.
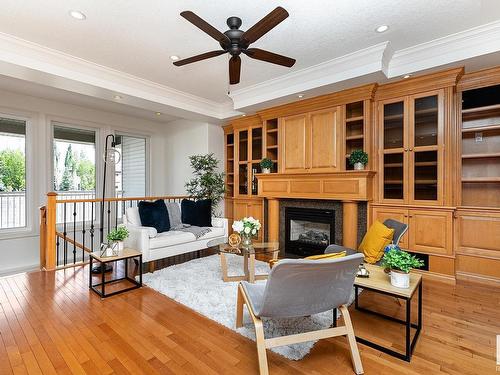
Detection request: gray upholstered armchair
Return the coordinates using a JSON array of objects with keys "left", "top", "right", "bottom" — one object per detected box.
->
[
  {"left": 325, "top": 219, "right": 408, "bottom": 260},
  {"left": 236, "top": 253, "right": 364, "bottom": 375}
]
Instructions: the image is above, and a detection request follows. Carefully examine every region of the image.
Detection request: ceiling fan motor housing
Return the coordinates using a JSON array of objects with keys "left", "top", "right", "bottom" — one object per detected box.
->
[{"left": 223, "top": 17, "right": 247, "bottom": 55}]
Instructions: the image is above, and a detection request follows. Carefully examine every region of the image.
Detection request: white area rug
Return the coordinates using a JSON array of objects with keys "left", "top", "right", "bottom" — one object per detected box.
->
[{"left": 143, "top": 254, "right": 355, "bottom": 360}]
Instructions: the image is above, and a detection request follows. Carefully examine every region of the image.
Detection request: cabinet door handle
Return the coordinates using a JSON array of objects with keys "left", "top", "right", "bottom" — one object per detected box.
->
[
  {"left": 409, "top": 148, "right": 414, "bottom": 151},
  {"left": 404, "top": 148, "right": 408, "bottom": 152}
]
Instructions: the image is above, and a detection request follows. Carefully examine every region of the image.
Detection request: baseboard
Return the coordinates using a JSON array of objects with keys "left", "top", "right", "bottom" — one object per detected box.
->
[
  {"left": 413, "top": 269, "right": 456, "bottom": 285},
  {"left": 0, "top": 263, "right": 39, "bottom": 277},
  {"left": 456, "top": 271, "right": 500, "bottom": 287}
]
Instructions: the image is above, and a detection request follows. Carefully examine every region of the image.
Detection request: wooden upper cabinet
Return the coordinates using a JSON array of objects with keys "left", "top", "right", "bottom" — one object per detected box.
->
[
  {"left": 309, "top": 108, "right": 341, "bottom": 172},
  {"left": 378, "top": 90, "right": 445, "bottom": 205},
  {"left": 280, "top": 114, "right": 309, "bottom": 173},
  {"left": 280, "top": 107, "right": 340, "bottom": 173}
]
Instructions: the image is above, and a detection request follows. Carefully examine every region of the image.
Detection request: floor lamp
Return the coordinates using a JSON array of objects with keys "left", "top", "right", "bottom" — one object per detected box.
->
[{"left": 92, "top": 134, "right": 121, "bottom": 274}]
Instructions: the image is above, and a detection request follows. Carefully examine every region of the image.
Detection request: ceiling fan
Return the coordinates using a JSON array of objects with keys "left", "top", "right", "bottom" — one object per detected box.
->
[{"left": 173, "top": 6, "right": 296, "bottom": 85}]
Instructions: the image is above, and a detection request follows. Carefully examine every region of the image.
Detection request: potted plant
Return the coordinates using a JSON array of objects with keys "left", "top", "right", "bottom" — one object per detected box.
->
[
  {"left": 260, "top": 158, "right": 274, "bottom": 173},
  {"left": 381, "top": 248, "right": 424, "bottom": 288},
  {"left": 107, "top": 227, "right": 129, "bottom": 252},
  {"left": 185, "top": 153, "right": 225, "bottom": 216},
  {"left": 349, "top": 149, "right": 368, "bottom": 170},
  {"left": 232, "top": 217, "right": 261, "bottom": 248}
]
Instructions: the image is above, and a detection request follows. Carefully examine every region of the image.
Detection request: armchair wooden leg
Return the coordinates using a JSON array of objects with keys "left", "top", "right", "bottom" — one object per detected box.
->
[
  {"left": 254, "top": 319, "right": 269, "bottom": 375},
  {"left": 339, "top": 305, "right": 364, "bottom": 374},
  {"left": 236, "top": 285, "right": 244, "bottom": 328}
]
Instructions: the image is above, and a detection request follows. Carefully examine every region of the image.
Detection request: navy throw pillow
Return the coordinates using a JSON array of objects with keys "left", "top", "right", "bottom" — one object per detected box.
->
[
  {"left": 181, "top": 199, "right": 212, "bottom": 227},
  {"left": 138, "top": 199, "right": 170, "bottom": 233}
]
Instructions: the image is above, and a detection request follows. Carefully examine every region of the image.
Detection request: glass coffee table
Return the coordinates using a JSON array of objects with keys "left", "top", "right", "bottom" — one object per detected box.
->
[{"left": 207, "top": 238, "right": 279, "bottom": 283}]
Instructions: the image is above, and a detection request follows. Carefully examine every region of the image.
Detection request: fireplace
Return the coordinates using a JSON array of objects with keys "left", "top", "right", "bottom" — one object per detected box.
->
[{"left": 285, "top": 207, "right": 335, "bottom": 257}]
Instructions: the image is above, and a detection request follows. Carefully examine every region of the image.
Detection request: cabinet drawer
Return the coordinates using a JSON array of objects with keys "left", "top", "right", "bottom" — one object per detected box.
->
[{"left": 408, "top": 209, "right": 453, "bottom": 255}]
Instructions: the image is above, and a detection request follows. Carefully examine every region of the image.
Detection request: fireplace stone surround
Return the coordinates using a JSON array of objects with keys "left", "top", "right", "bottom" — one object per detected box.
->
[{"left": 271, "top": 199, "right": 367, "bottom": 257}]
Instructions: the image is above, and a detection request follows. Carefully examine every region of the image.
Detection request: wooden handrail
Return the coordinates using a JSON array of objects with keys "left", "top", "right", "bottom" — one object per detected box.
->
[
  {"left": 55, "top": 195, "right": 190, "bottom": 204},
  {"left": 56, "top": 231, "right": 92, "bottom": 253},
  {"left": 42, "top": 192, "right": 192, "bottom": 271}
]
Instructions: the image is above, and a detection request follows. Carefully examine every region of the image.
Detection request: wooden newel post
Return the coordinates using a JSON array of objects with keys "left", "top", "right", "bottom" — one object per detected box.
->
[{"left": 45, "top": 192, "right": 57, "bottom": 271}]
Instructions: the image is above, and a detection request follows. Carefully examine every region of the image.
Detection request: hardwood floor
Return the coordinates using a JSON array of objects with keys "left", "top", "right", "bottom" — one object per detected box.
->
[{"left": 0, "top": 265, "right": 499, "bottom": 374}]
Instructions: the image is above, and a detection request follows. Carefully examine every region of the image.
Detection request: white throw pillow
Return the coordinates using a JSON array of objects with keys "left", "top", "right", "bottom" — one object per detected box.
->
[{"left": 126, "top": 207, "right": 141, "bottom": 226}]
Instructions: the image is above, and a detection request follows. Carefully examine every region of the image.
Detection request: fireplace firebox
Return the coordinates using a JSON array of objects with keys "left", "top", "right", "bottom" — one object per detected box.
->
[{"left": 285, "top": 207, "right": 335, "bottom": 257}]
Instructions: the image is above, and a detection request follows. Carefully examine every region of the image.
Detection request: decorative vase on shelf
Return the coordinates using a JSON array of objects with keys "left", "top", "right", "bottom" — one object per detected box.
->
[
  {"left": 354, "top": 162, "right": 365, "bottom": 170},
  {"left": 389, "top": 269, "right": 410, "bottom": 288},
  {"left": 262, "top": 168, "right": 271, "bottom": 174}
]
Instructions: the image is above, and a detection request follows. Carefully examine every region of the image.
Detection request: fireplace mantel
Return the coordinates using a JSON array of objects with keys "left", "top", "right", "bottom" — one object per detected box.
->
[{"left": 256, "top": 170, "right": 376, "bottom": 201}]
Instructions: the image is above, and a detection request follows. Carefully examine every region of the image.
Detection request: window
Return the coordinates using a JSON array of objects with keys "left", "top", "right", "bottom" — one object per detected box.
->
[
  {"left": 53, "top": 124, "right": 96, "bottom": 199},
  {"left": 115, "top": 134, "right": 147, "bottom": 198},
  {"left": 0, "top": 117, "right": 27, "bottom": 229}
]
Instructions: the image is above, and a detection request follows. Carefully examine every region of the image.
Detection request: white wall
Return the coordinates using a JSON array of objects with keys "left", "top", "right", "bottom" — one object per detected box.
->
[{"left": 0, "top": 89, "right": 175, "bottom": 275}]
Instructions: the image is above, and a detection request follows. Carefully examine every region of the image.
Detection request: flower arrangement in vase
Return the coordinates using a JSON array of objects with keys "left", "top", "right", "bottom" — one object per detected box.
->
[{"left": 232, "top": 217, "right": 261, "bottom": 248}]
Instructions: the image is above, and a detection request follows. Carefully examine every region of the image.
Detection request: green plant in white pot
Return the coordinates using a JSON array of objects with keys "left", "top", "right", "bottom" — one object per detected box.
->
[
  {"left": 381, "top": 248, "right": 424, "bottom": 288},
  {"left": 349, "top": 149, "right": 368, "bottom": 170},
  {"left": 107, "top": 227, "right": 129, "bottom": 252},
  {"left": 260, "top": 158, "right": 274, "bottom": 173}
]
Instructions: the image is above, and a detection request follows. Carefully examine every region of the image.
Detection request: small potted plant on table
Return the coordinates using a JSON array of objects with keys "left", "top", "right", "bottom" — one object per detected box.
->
[
  {"left": 260, "top": 158, "right": 274, "bottom": 174},
  {"left": 107, "top": 227, "right": 129, "bottom": 252},
  {"left": 381, "top": 247, "right": 424, "bottom": 288},
  {"left": 349, "top": 149, "right": 368, "bottom": 170}
]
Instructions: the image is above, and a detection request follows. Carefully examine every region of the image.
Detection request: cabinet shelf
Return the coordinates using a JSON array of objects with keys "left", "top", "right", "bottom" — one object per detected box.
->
[
  {"left": 346, "top": 116, "right": 364, "bottom": 123},
  {"left": 266, "top": 128, "right": 278, "bottom": 133},
  {"left": 461, "top": 124, "right": 500, "bottom": 133},
  {"left": 346, "top": 134, "right": 364, "bottom": 141},
  {"left": 462, "top": 103, "right": 500, "bottom": 114},
  {"left": 227, "top": 143, "right": 234, "bottom": 147},
  {"left": 462, "top": 177, "right": 500, "bottom": 183},
  {"left": 267, "top": 145, "right": 278, "bottom": 149},
  {"left": 462, "top": 153, "right": 500, "bottom": 159}
]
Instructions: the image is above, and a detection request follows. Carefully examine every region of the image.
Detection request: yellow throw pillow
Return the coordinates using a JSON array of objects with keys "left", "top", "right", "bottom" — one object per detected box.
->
[
  {"left": 358, "top": 221, "right": 394, "bottom": 264},
  {"left": 305, "top": 251, "right": 346, "bottom": 260}
]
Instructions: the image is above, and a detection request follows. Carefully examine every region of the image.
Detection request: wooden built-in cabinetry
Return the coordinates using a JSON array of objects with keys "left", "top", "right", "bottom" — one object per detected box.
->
[{"left": 223, "top": 67, "right": 500, "bottom": 285}]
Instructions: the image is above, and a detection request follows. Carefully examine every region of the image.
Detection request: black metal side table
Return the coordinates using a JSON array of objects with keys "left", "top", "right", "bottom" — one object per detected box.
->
[
  {"left": 89, "top": 248, "right": 142, "bottom": 298},
  {"left": 353, "top": 264, "right": 423, "bottom": 362}
]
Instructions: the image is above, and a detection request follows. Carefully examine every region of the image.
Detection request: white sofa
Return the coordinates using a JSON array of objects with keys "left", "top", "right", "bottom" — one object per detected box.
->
[{"left": 122, "top": 205, "right": 228, "bottom": 263}]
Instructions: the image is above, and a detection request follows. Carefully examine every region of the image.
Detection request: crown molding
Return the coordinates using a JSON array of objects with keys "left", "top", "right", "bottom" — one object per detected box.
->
[
  {"left": 229, "top": 42, "right": 391, "bottom": 110},
  {"left": 0, "top": 32, "right": 238, "bottom": 120},
  {"left": 388, "top": 20, "right": 500, "bottom": 78}
]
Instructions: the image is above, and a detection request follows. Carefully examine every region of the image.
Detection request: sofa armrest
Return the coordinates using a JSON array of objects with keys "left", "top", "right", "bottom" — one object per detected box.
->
[
  {"left": 123, "top": 225, "right": 155, "bottom": 261},
  {"left": 212, "top": 217, "right": 229, "bottom": 237}
]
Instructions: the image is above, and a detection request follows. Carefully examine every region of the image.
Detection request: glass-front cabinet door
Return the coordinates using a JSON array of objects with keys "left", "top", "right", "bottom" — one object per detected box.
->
[
  {"left": 235, "top": 126, "right": 264, "bottom": 197},
  {"left": 409, "top": 91, "right": 444, "bottom": 205},
  {"left": 380, "top": 99, "right": 408, "bottom": 202},
  {"left": 237, "top": 129, "right": 249, "bottom": 195}
]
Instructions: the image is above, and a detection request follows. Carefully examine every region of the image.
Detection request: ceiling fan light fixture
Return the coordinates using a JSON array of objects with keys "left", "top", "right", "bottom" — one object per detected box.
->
[
  {"left": 69, "top": 10, "right": 86, "bottom": 20},
  {"left": 376, "top": 25, "right": 389, "bottom": 33}
]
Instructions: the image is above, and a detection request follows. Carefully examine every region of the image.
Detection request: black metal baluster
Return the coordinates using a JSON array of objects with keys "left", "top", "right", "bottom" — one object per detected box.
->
[
  {"left": 90, "top": 202, "right": 95, "bottom": 252},
  {"left": 115, "top": 200, "right": 118, "bottom": 229},
  {"left": 82, "top": 201, "right": 86, "bottom": 263},
  {"left": 73, "top": 202, "right": 77, "bottom": 264},
  {"left": 56, "top": 233, "right": 60, "bottom": 267},
  {"left": 107, "top": 201, "right": 111, "bottom": 238},
  {"left": 63, "top": 203, "right": 67, "bottom": 266}
]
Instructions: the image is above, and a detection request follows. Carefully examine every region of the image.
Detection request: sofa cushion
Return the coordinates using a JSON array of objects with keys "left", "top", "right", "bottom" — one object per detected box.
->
[
  {"left": 181, "top": 199, "right": 212, "bottom": 227},
  {"left": 138, "top": 200, "right": 170, "bottom": 233},
  {"left": 149, "top": 231, "right": 196, "bottom": 249},
  {"left": 358, "top": 221, "right": 394, "bottom": 264},
  {"left": 166, "top": 202, "right": 182, "bottom": 228},
  {"left": 126, "top": 207, "right": 142, "bottom": 226}
]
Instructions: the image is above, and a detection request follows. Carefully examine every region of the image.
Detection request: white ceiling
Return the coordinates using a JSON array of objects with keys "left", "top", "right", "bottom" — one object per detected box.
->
[{"left": 0, "top": 0, "right": 499, "bottom": 120}]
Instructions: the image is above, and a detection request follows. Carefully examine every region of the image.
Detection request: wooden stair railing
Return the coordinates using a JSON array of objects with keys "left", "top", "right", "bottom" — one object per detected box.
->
[{"left": 41, "top": 192, "right": 190, "bottom": 271}]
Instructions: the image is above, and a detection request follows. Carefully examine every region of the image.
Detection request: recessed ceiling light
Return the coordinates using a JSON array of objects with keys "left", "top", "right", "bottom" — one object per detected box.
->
[
  {"left": 170, "top": 55, "right": 180, "bottom": 61},
  {"left": 114, "top": 95, "right": 122, "bottom": 100},
  {"left": 376, "top": 25, "right": 389, "bottom": 33},
  {"left": 69, "top": 10, "right": 86, "bottom": 20},
  {"left": 403, "top": 74, "right": 412, "bottom": 79},
  {"left": 155, "top": 112, "right": 162, "bottom": 116},
  {"left": 297, "top": 94, "right": 305, "bottom": 98}
]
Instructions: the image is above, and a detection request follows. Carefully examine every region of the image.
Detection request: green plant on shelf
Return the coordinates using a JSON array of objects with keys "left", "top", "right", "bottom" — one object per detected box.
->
[
  {"left": 107, "top": 227, "right": 129, "bottom": 242},
  {"left": 260, "top": 158, "right": 274, "bottom": 170},
  {"left": 348, "top": 149, "right": 368, "bottom": 166}
]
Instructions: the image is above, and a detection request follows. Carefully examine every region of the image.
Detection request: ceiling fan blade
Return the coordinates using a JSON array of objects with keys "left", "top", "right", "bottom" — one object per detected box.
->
[
  {"left": 229, "top": 55, "right": 241, "bottom": 85},
  {"left": 180, "top": 11, "right": 230, "bottom": 46},
  {"left": 243, "top": 48, "right": 295, "bottom": 67},
  {"left": 173, "top": 50, "right": 226, "bottom": 66},
  {"left": 241, "top": 7, "right": 289, "bottom": 44}
]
